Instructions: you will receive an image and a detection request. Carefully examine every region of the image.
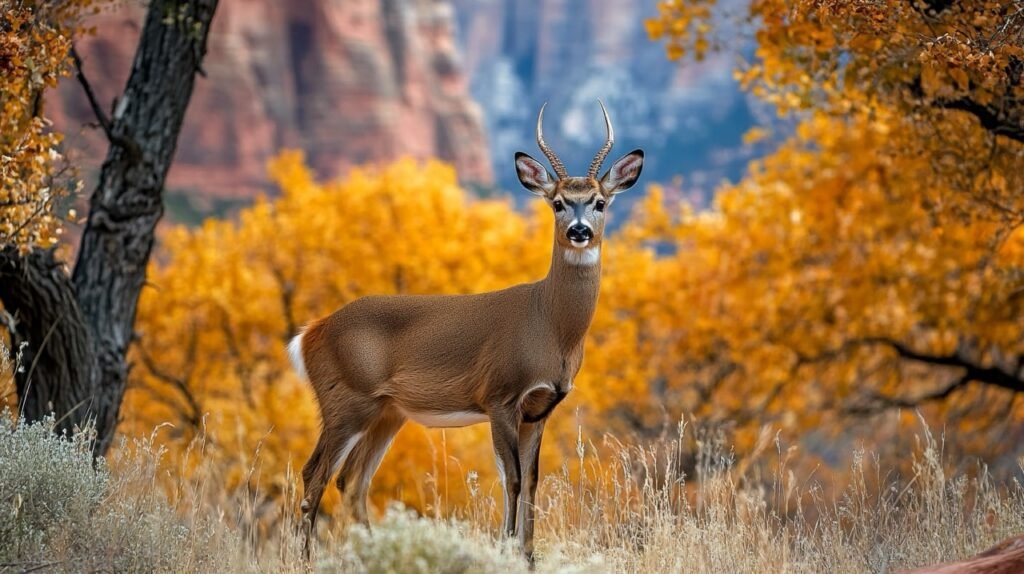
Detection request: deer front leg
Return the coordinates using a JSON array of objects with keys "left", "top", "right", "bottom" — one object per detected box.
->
[
  {"left": 516, "top": 419, "right": 546, "bottom": 561},
  {"left": 490, "top": 412, "right": 522, "bottom": 537}
]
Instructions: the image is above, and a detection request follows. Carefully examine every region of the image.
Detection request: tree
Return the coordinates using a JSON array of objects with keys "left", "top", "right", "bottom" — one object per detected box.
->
[
  {"left": 0, "top": 0, "right": 219, "bottom": 456},
  {"left": 641, "top": 0, "right": 1024, "bottom": 454}
]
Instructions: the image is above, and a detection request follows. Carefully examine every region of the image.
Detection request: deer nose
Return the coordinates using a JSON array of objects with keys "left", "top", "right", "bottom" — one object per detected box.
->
[{"left": 567, "top": 224, "right": 593, "bottom": 245}]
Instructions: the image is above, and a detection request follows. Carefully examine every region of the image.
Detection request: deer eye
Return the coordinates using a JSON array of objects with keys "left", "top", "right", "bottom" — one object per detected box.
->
[
  {"left": 552, "top": 200, "right": 564, "bottom": 212},
  {"left": 595, "top": 199, "right": 606, "bottom": 212}
]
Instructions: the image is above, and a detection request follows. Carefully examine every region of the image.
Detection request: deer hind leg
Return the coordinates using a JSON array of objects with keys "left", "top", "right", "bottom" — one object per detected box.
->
[
  {"left": 301, "top": 390, "right": 379, "bottom": 554},
  {"left": 336, "top": 405, "right": 405, "bottom": 525},
  {"left": 490, "top": 410, "right": 522, "bottom": 537}
]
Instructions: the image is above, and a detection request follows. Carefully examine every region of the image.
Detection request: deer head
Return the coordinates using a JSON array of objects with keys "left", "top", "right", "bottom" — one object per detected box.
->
[{"left": 514, "top": 101, "right": 644, "bottom": 253}]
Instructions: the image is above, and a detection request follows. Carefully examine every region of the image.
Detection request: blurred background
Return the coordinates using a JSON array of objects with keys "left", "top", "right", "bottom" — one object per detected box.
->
[{"left": 52, "top": 0, "right": 765, "bottom": 220}]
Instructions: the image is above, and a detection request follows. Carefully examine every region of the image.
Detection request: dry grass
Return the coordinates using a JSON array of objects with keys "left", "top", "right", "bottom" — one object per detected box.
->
[{"left": 1, "top": 410, "right": 1022, "bottom": 573}]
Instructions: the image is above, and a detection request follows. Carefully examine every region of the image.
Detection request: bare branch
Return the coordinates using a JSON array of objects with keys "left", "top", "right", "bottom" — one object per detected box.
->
[
  {"left": 859, "top": 337, "right": 1024, "bottom": 392},
  {"left": 69, "top": 46, "right": 112, "bottom": 137},
  {"left": 69, "top": 45, "right": 143, "bottom": 162},
  {"left": 270, "top": 265, "right": 298, "bottom": 341},
  {"left": 135, "top": 339, "right": 202, "bottom": 430},
  {"left": 841, "top": 375, "right": 970, "bottom": 416}
]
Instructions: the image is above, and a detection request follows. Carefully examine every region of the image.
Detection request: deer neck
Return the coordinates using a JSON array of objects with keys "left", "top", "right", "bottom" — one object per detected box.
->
[{"left": 537, "top": 242, "right": 601, "bottom": 350}]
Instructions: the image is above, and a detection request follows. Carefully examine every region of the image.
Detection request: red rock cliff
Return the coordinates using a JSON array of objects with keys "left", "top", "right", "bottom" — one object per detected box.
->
[{"left": 52, "top": 0, "right": 492, "bottom": 201}]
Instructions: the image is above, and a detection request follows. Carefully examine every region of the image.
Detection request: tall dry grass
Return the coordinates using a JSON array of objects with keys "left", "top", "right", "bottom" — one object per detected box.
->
[{"left": 2, "top": 408, "right": 1023, "bottom": 574}]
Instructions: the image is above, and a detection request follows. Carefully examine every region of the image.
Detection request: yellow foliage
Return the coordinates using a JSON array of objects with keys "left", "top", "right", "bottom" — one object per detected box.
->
[
  {"left": 643, "top": 0, "right": 1024, "bottom": 465},
  {"left": 0, "top": 1, "right": 103, "bottom": 250}
]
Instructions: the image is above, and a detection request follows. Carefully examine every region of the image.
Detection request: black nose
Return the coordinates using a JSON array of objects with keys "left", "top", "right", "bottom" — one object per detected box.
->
[{"left": 567, "top": 224, "right": 593, "bottom": 243}]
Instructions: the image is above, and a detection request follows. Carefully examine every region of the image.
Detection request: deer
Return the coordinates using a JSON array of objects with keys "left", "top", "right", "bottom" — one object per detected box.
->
[{"left": 289, "top": 101, "right": 644, "bottom": 560}]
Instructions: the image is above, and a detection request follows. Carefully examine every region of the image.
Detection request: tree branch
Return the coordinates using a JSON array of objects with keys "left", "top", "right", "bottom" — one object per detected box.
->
[
  {"left": 69, "top": 46, "right": 112, "bottom": 135},
  {"left": 793, "top": 337, "right": 1024, "bottom": 415},
  {"left": 860, "top": 337, "right": 1024, "bottom": 392},
  {"left": 841, "top": 374, "right": 970, "bottom": 416},
  {"left": 135, "top": 340, "right": 202, "bottom": 430},
  {"left": 69, "top": 45, "right": 143, "bottom": 162},
  {"left": 936, "top": 97, "right": 1024, "bottom": 144}
]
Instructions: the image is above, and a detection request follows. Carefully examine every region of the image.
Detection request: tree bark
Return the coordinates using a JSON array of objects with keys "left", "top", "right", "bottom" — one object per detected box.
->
[
  {"left": 0, "top": 247, "right": 98, "bottom": 434},
  {"left": 71, "top": 0, "right": 219, "bottom": 455},
  {"left": 0, "top": 0, "right": 219, "bottom": 456}
]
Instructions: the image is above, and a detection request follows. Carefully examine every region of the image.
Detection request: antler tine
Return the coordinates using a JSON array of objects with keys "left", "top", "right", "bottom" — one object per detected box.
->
[
  {"left": 587, "top": 100, "right": 615, "bottom": 179},
  {"left": 537, "top": 102, "right": 568, "bottom": 179}
]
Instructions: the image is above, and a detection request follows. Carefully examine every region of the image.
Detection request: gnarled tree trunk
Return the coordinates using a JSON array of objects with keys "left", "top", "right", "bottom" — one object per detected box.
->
[{"left": 0, "top": 0, "right": 219, "bottom": 456}]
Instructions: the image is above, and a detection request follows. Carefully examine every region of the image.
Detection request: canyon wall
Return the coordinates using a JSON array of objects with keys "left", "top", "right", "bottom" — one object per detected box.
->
[
  {"left": 52, "top": 0, "right": 492, "bottom": 203},
  {"left": 451, "top": 0, "right": 764, "bottom": 203}
]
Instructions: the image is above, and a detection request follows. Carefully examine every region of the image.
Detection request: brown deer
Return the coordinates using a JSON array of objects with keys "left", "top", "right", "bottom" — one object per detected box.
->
[{"left": 290, "top": 101, "right": 644, "bottom": 559}]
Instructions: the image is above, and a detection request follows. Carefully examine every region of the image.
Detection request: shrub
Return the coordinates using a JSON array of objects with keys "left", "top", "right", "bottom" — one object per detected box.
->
[
  {"left": 0, "top": 413, "right": 107, "bottom": 561},
  {"left": 336, "top": 505, "right": 529, "bottom": 574},
  {"left": 0, "top": 412, "right": 226, "bottom": 573}
]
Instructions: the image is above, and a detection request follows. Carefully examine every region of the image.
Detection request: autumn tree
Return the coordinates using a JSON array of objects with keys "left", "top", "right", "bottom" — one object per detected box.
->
[
  {"left": 642, "top": 0, "right": 1024, "bottom": 455},
  {"left": 0, "top": 0, "right": 85, "bottom": 251},
  {"left": 0, "top": 0, "right": 219, "bottom": 455}
]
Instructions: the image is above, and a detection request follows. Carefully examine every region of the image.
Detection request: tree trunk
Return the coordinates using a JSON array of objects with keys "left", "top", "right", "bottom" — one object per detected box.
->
[
  {"left": 0, "top": 247, "right": 98, "bottom": 434},
  {"left": 0, "top": 0, "right": 219, "bottom": 456}
]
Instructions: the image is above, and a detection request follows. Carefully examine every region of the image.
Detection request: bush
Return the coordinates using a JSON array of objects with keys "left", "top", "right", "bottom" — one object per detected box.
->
[
  {"left": 0, "top": 413, "right": 107, "bottom": 561},
  {"left": 0, "top": 411, "right": 225, "bottom": 573},
  {"left": 336, "top": 505, "right": 530, "bottom": 574}
]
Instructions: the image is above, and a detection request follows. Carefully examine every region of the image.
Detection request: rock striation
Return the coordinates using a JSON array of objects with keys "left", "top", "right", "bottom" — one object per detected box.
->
[
  {"left": 51, "top": 0, "right": 492, "bottom": 201},
  {"left": 450, "top": 0, "right": 764, "bottom": 203}
]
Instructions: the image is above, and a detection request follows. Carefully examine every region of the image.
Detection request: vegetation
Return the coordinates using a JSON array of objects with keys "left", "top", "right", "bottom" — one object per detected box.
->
[
  {"left": 2, "top": 408, "right": 1023, "bottom": 572},
  {"left": 643, "top": 0, "right": 1024, "bottom": 448},
  {"left": 0, "top": 0, "right": 91, "bottom": 249}
]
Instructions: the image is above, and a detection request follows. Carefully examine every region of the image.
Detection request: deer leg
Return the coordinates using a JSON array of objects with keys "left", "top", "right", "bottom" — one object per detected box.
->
[
  {"left": 490, "top": 412, "right": 522, "bottom": 538},
  {"left": 337, "top": 406, "right": 405, "bottom": 525},
  {"left": 301, "top": 394, "right": 377, "bottom": 556},
  {"left": 516, "top": 419, "right": 546, "bottom": 561}
]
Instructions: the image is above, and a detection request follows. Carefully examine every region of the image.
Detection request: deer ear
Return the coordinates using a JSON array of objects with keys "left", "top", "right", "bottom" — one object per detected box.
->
[
  {"left": 515, "top": 152, "right": 556, "bottom": 197},
  {"left": 600, "top": 149, "right": 644, "bottom": 195}
]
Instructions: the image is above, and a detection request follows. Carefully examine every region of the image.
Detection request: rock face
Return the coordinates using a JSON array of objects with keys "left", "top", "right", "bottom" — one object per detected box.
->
[
  {"left": 449, "top": 0, "right": 764, "bottom": 204},
  {"left": 52, "top": 0, "right": 492, "bottom": 201}
]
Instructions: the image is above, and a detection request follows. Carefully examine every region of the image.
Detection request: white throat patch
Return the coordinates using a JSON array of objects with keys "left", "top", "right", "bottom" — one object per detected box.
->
[{"left": 564, "top": 247, "right": 600, "bottom": 266}]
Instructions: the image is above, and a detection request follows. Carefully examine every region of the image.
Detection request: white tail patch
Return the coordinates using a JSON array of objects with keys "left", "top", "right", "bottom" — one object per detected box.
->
[
  {"left": 564, "top": 247, "right": 600, "bottom": 266},
  {"left": 287, "top": 331, "right": 307, "bottom": 380}
]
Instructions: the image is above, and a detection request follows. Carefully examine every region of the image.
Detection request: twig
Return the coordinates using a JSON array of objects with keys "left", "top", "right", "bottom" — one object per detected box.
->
[
  {"left": 69, "top": 46, "right": 114, "bottom": 140},
  {"left": 69, "top": 45, "right": 143, "bottom": 162}
]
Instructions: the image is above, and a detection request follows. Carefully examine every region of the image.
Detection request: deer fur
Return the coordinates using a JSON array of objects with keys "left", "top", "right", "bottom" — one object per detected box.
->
[{"left": 293, "top": 102, "right": 644, "bottom": 559}]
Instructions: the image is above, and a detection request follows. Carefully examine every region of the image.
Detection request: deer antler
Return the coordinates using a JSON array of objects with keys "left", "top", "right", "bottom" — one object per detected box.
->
[
  {"left": 587, "top": 100, "right": 614, "bottom": 179},
  {"left": 536, "top": 103, "right": 568, "bottom": 179}
]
